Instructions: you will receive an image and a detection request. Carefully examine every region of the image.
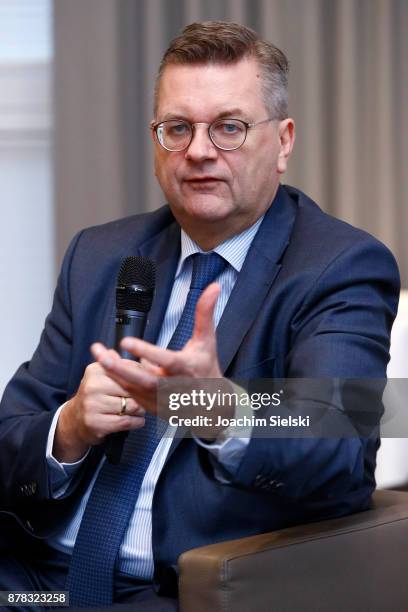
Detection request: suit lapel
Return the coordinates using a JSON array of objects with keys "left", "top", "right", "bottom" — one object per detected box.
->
[
  {"left": 216, "top": 186, "right": 297, "bottom": 373},
  {"left": 138, "top": 222, "right": 181, "bottom": 345},
  {"left": 98, "top": 217, "right": 181, "bottom": 350}
]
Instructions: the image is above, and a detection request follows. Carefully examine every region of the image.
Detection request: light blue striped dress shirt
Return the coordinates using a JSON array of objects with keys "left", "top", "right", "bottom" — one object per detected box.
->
[{"left": 46, "top": 215, "right": 264, "bottom": 579}]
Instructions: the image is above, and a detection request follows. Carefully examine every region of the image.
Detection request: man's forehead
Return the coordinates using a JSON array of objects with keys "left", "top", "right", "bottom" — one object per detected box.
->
[
  {"left": 156, "top": 58, "right": 264, "bottom": 117},
  {"left": 159, "top": 57, "right": 262, "bottom": 87}
]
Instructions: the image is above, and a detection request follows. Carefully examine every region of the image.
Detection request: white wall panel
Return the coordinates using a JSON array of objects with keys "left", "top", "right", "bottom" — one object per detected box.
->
[{"left": 0, "top": 0, "right": 53, "bottom": 393}]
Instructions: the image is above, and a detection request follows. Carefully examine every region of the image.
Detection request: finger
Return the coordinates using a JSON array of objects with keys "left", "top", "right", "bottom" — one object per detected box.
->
[
  {"left": 91, "top": 343, "right": 121, "bottom": 362},
  {"left": 121, "top": 416, "right": 146, "bottom": 431},
  {"left": 191, "top": 283, "right": 220, "bottom": 341},
  {"left": 107, "top": 396, "right": 145, "bottom": 417},
  {"left": 96, "top": 414, "right": 146, "bottom": 434},
  {"left": 98, "top": 356, "right": 158, "bottom": 392},
  {"left": 127, "top": 400, "right": 146, "bottom": 417},
  {"left": 140, "top": 357, "right": 165, "bottom": 377},
  {"left": 83, "top": 373, "right": 133, "bottom": 399},
  {"left": 120, "top": 338, "right": 180, "bottom": 372}
]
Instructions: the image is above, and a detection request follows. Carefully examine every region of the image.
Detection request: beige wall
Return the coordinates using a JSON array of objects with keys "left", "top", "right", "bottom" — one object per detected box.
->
[{"left": 53, "top": 0, "right": 126, "bottom": 262}]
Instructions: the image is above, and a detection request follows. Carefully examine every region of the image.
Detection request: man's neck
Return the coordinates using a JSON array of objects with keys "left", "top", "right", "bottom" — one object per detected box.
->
[{"left": 175, "top": 211, "right": 268, "bottom": 251}]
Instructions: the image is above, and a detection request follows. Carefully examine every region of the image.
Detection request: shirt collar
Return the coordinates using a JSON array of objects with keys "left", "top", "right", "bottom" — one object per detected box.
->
[{"left": 175, "top": 214, "right": 265, "bottom": 278}]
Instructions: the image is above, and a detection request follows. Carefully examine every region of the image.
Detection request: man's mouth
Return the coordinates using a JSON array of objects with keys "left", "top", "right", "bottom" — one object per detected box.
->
[
  {"left": 185, "top": 176, "right": 223, "bottom": 183},
  {"left": 183, "top": 177, "right": 226, "bottom": 190}
]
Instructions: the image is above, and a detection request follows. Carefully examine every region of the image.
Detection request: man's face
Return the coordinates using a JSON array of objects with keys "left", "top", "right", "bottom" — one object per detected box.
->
[{"left": 153, "top": 57, "right": 294, "bottom": 245}]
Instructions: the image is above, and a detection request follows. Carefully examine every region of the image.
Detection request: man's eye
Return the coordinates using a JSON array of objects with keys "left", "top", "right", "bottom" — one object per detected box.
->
[
  {"left": 212, "top": 121, "right": 245, "bottom": 137},
  {"left": 221, "top": 122, "right": 239, "bottom": 134},
  {"left": 168, "top": 123, "right": 188, "bottom": 135}
]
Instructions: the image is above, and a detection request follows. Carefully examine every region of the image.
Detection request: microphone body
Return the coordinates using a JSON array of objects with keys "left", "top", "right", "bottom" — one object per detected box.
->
[
  {"left": 104, "top": 257, "right": 156, "bottom": 464},
  {"left": 115, "top": 309, "right": 147, "bottom": 360}
]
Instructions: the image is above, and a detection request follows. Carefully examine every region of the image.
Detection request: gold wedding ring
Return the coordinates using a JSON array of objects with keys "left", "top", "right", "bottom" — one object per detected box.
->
[{"left": 119, "top": 396, "right": 127, "bottom": 416}]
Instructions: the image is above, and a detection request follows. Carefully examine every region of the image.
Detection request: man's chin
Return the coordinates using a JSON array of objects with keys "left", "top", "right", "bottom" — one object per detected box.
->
[{"left": 173, "top": 194, "right": 234, "bottom": 222}]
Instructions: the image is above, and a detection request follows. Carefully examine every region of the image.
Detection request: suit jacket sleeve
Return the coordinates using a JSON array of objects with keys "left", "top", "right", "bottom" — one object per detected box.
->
[
  {"left": 0, "top": 230, "right": 88, "bottom": 510},
  {"left": 229, "top": 236, "right": 400, "bottom": 501}
]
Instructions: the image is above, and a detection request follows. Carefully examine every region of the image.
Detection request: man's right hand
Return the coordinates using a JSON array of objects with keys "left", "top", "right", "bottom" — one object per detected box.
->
[{"left": 53, "top": 360, "right": 146, "bottom": 463}]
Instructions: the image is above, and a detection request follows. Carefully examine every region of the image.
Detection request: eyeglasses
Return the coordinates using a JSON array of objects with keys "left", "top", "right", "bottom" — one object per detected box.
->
[{"left": 150, "top": 117, "right": 275, "bottom": 152}]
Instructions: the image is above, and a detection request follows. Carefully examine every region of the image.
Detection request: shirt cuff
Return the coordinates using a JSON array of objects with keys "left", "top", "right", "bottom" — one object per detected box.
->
[
  {"left": 193, "top": 383, "right": 253, "bottom": 479},
  {"left": 46, "top": 402, "right": 90, "bottom": 497}
]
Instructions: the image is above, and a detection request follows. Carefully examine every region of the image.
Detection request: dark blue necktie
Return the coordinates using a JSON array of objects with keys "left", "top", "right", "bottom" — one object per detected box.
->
[
  {"left": 167, "top": 252, "right": 227, "bottom": 350},
  {"left": 66, "top": 252, "right": 227, "bottom": 606}
]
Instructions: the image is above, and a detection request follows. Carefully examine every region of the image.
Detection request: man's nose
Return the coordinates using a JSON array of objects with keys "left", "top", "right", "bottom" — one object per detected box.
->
[{"left": 184, "top": 125, "right": 218, "bottom": 162}]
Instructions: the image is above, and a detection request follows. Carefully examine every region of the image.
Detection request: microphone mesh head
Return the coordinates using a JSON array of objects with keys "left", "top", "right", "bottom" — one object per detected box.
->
[{"left": 116, "top": 256, "right": 156, "bottom": 312}]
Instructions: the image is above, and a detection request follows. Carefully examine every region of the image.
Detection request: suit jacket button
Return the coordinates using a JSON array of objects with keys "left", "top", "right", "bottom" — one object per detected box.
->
[
  {"left": 29, "top": 482, "right": 37, "bottom": 495},
  {"left": 254, "top": 474, "right": 266, "bottom": 488}
]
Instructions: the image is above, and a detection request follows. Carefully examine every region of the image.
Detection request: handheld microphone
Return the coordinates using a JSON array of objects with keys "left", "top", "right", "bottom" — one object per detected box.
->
[{"left": 104, "top": 256, "right": 156, "bottom": 464}]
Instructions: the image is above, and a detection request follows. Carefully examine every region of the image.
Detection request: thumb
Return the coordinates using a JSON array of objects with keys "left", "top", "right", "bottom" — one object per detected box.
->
[
  {"left": 91, "top": 342, "right": 121, "bottom": 362},
  {"left": 191, "top": 283, "right": 220, "bottom": 342}
]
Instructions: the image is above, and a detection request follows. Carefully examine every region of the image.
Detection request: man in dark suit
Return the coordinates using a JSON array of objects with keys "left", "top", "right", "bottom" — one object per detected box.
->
[{"left": 0, "top": 21, "right": 399, "bottom": 609}]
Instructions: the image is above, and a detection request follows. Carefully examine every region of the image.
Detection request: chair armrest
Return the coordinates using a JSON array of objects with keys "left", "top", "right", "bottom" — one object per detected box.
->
[{"left": 178, "top": 490, "right": 408, "bottom": 612}]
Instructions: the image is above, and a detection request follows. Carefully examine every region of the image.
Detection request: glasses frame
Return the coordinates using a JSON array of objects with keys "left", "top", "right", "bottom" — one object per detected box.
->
[{"left": 150, "top": 117, "right": 275, "bottom": 152}]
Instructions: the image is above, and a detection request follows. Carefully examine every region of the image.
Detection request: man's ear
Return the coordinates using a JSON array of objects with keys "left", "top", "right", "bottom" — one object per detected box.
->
[
  {"left": 277, "top": 118, "right": 295, "bottom": 174},
  {"left": 150, "top": 121, "right": 156, "bottom": 143}
]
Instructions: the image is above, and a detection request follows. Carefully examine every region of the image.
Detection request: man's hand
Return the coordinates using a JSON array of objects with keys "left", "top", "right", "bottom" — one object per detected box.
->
[
  {"left": 53, "top": 361, "right": 146, "bottom": 463},
  {"left": 91, "top": 283, "right": 234, "bottom": 438}
]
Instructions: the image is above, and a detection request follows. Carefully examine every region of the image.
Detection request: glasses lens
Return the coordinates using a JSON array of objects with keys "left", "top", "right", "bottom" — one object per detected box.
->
[
  {"left": 210, "top": 119, "right": 246, "bottom": 150},
  {"left": 157, "top": 121, "right": 191, "bottom": 151}
]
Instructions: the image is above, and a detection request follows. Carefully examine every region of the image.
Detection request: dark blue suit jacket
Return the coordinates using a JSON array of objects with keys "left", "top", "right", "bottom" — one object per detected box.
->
[{"left": 0, "top": 185, "right": 400, "bottom": 573}]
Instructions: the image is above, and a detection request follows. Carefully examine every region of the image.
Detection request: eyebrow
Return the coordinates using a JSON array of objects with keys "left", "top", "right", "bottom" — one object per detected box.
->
[{"left": 160, "top": 108, "right": 249, "bottom": 122}]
